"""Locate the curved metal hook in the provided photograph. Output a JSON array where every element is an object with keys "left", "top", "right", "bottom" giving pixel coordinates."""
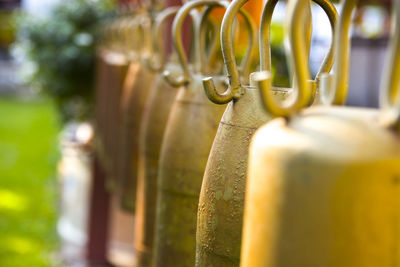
[
  {"left": 259, "top": 0, "right": 336, "bottom": 78},
  {"left": 143, "top": 7, "right": 180, "bottom": 72},
  {"left": 163, "top": 0, "right": 250, "bottom": 88},
  {"left": 380, "top": 0, "right": 400, "bottom": 127},
  {"left": 202, "top": 0, "right": 258, "bottom": 105},
  {"left": 255, "top": 0, "right": 337, "bottom": 117},
  {"left": 254, "top": 0, "right": 315, "bottom": 117},
  {"left": 162, "top": 1, "right": 215, "bottom": 87},
  {"left": 319, "top": 0, "right": 357, "bottom": 105}
]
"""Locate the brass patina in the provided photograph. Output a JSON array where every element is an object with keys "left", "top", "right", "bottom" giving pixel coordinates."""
[
  {"left": 242, "top": 0, "right": 400, "bottom": 266},
  {"left": 95, "top": 15, "right": 130, "bottom": 190},
  {"left": 133, "top": 7, "right": 181, "bottom": 266},
  {"left": 152, "top": 1, "right": 234, "bottom": 266},
  {"left": 117, "top": 11, "right": 157, "bottom": 211},
  {"left": 196, "top": 0, "right": 336, "bottom": 265}
]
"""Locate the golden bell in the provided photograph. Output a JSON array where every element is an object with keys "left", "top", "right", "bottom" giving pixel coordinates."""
[
  {"left": 196, "top": 0, "right": 336, "bottom": 265},
  {"left": 153, "top": 2, "right": 230, "bottom": 266},
  {"left": 241, "top": 0, "right": 400, "bottom": 266},
  {"left": 117, "top": 11, "right": 156, "bottom": 212},
  {"left": 133, "top": 7, "right": 181, "bottom": 266}
]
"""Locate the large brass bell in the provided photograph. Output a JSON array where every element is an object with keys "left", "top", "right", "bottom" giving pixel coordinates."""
[
  {"left": 133, "top": 7, "right": 181, "bottom": 266},
  {"left": 196, "top": 0, "right": 337, "bottom": 265},
  {"left": 94, "top": 12, "right": 135, "bottom": 265},
  {"left": 153, "top": 1, "right": 230, "bottom": 266},
  {"left": 117, "top": 10, "right": 156, "bottom": 211},
  {"left": 241, "top": 0, "right": 400, "bottom": 266},
  {"left": 196, "top": 1, "right": 262, "bottom": 266}
]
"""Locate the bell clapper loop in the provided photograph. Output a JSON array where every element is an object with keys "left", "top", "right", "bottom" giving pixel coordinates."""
[
  {"left": 143, "top": 7, "right": 180, "bottom": 73},
  {"left": 162, "top": 0, "right": 221, "bottom": 87},
  {"left": 254, "top": 0, "right": 337, "bottom": 118},
  {"left": 254, "top": 0, "right": 313, "bottom": 117},
  {"left": 202, "top": 0, "right": 257, "bottom": 105}
]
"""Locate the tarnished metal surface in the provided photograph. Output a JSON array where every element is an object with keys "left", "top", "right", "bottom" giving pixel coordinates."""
[
  {"left": 95, "top": 11, "right": 143, "bottom": 193},
  {"left": 134, "top": 63, "right": 180, "bottom": 266},
  {"left": 196, "top": 87, "right": 287, "bottom": 266},
  {"left": 96, "top": 54, "right": 128, "bottom": 189},
  {"left": 194, "top": 1, "right": 261, "bottom": 263},
  {"left": 241, "top": 0, "right": 400, "bottom": 265},
  {"left": 118, "top": 62, "right": 155, "bottom": 212},
  {"left": 131, "top": 7, "right": 182, "bottom": 266},
  {"left": 242, "top": 106, "right": 400, "bottom": 267},
  {"left": 195, "top": 0, "right": 292, "bottom": 264},
  {"left": 154, "top": 75, "right": 226, "bottom": 267},
  {"left": 152, "top": 1, "right": 229, "bottom": 266}
]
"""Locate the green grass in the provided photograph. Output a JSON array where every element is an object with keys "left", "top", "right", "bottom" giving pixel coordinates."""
[{"left": 0, "top": 97, "right": 60, "bottom": 267}]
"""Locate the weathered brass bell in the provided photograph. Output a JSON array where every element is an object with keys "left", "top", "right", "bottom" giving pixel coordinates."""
[
  {"left": 133, "top": 7, "right": 181, "bottom": 266},
  {"left": 196, "top": 0, "right": 336, "bottom": 265},
  {"left": 117, "top": 11, "right": 157, "bottom": 211},
  {"left": 241, "top": 0, "right": 400, "bottom": 266},
  {"left": 196, "top": 2, "right": 261, "bottom": 266},
  {"left": 152, "top": 1, "right": 231, "bottom": 266},
  {"left": 95, "top": 16, "right": 130, "bottom": 187}
]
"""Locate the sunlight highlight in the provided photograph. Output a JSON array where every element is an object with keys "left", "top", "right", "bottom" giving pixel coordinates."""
[{"left": 0, "top": 189, "right": 28, "bottom": 212}]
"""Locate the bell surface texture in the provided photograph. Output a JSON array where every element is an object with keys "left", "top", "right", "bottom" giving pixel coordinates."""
[
  {"left": 101, "top": 55, "right": 129, "bottom": 190},
  {"left": 197, "top": 85, "right": 288, "bottom": 266},
  {"left": 241, "top": 0, "right": 400, "bottom": 266},
  {"left": 243, "top": 106, "right": 400, "bottom": 267},
  {"left": 154, "top": 74, "right": 226, "bottom": 267},
  {"left": 132, "top": 6, "right": 182, "bottom": 266},
  {"left": 153, "top": 1, "right": 229, "bottom": 266},
  {"left": 118, "top": 60, "right": 155, "bottom": 212},
  {"left": 196, "top": 0, "right": 267, "bottom": 263},
  {"left": 196, "top": 0, "right": 337, "bottom": 264},
  {"left": 134, "top": 62, "right": 180, "bottom": 266}
]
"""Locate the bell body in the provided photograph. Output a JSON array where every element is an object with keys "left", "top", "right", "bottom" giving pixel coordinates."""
[
  {"left": 242, "top": 106, "right": 400, "bottom": 267},
  {"left": 153, "top": 75, "right": 226, "bottom": 267},
  {"left": 96, "top": 53, "right": 128, "bottom": 187},
  {"left": 134, "top": 63, "right": 180, "bottom": 267},
  {"left": 196, "top": 86, "right": 287, "bottom": 266},
  {"left": 118, "top": 62, "right": 155, "bottom": 211}
]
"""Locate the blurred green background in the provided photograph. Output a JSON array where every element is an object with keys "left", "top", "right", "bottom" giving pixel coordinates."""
[{"left": 0, "top": 97, "right": 60, "bottom": 266}]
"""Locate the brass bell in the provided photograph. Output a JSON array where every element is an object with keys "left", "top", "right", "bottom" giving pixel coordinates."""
[
  {"left": 153, "top": 1, "right": 230, "bottom": 266},
  {"left": 241, "top": 0, "right": 400, "bottom": 266},
  {"left": 133, "top": 6, "right": 181, "bottom": 266},
  {"left": 196, "top": 0, "right": 336, "bottom": 265},
  {"left": 117, "top": 10, "right": 157, "bottom": 211},
  {"left": 95, "top": 14, "right": 130, "bottom": 189}
]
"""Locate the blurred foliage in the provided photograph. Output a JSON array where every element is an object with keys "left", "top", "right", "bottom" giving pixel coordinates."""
[
  {"left": 13, "top": 0, "right": 116, "bottom": 122},
  {"left": 234, "top": 21, "right": 289, "bottom": 87},
  {"left": 0, "top": 97, "right": 60, "bottom": 267},
  {"left": 270, "top": 23, "right": 290, "bottom": 88}
]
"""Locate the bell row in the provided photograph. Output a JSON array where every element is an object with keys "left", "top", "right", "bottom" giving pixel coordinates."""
[{"left": 94, "top": 0, "right": 400, "bottom": 266}]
